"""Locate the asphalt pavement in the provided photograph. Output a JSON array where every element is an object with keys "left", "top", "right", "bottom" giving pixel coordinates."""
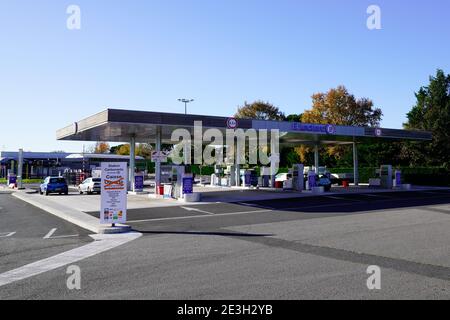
[
  {"left": 0, "top": 192, "right": 92, "bottom": 274},
  {"left": 1, "top": 189, "right": 449, "bottom": 299}
]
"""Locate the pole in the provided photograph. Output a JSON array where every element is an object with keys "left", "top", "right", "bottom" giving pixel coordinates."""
[
  {"left": 155, "top": 126, "right": 162, "bottom": 195},
  {"left": 17, "top": 149, "right": 23, "bottom": 189},
  {"left": 314, "top": 144, "right": 319, "bottom": 174},
  {"left": 353, "top": 142, "right": 359, "bottom": 186},
  {"left": 129, "top": 136, "right": 136, "bottom": 192}
]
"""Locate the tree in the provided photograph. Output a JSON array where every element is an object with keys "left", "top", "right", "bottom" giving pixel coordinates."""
[
  {"left": 116, "top": 144, "right": 130, "bottom": 156},
  {"left": 93, "top": 142, "right": 110, "bottom": 154},
  {"left": 235, "top": 100, "right": 285, "bottom": 120},
  {"left": 113, "top": 143, "right": 154, "bottom": 158},
  {"left": 299, "top": 86, "right": 383, "bottom": 162},
  {"left": 286, "top": 114, "right": 302, "bottom": 122},
  {"left": 403, "top": 69, "right": 450, "bottom": 168},
  {"left": 136, "top": 143, "right": 153, "bottom": 159},
  {"left": 302, "top": 86, "right": 382, "bottom": 126}
]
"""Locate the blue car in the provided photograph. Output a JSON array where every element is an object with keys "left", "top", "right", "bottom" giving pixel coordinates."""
[{"left": 40, "top": 177, "right": 69, "bottom": 196}]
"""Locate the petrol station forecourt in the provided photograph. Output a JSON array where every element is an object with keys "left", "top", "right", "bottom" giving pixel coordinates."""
[
  {"left": 3, "top": 108, "right": 450, "bottom": 300},
  {"left": 56, "top": 108, "right": 432, "bottom": 198}
]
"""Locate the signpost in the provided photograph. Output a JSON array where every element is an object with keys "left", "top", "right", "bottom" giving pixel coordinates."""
[
  {"left": 151, "top": 151, "right": 169, "bottom": 163},
  {"left": 100, "top": 162, "right": 127, "bottom": 226}
]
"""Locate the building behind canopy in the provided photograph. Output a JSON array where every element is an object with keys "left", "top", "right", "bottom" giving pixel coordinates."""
[
  {"left": 0, "top": 151, "right": 144, "bottom": 179},
  {"left": 56, "top": 108, "right": 432, "bottom": 191}
]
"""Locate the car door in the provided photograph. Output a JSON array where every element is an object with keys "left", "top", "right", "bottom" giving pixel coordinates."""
[
  {"left": 41, "top": 178, "right": 49, "bottom": 192},
  {"left": 81, "top": 179, "right": 89, "bottom": 192}
]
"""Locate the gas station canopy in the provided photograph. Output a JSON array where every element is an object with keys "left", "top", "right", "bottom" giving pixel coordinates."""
[{"left": 56, "top": 109, "right": 432, "bottom": 145}]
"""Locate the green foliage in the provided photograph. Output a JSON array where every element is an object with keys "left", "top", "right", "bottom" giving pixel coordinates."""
[
  {"left": 0, "top": 179, "right": 43, "bottom": 184},
  {"left": 235, "top": 100, "right": 285, "bottom": 120},
  {"left": 404, "top": 69, "right": 450, "bottom": 168}
]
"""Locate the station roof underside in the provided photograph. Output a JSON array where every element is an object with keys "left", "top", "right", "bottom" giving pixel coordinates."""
[{"left": 56, "top": 109, "right": 432, "bottom": 146}]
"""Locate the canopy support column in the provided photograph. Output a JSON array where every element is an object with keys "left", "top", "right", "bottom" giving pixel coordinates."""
[
  {"left": 155, "top": 126, "right": 162, "bottom": 194},
  {"left": 353, "top": 142, "right": 359, "bottom": 186},
  {"left": 129, "top": 136, "right": 136, "bottom": 192},
  {"left": 314, "top": 144, "right": 319, "bottom": 174}
]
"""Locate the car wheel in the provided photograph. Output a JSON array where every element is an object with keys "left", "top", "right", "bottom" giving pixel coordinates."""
[
  {"left": 39, "top": 189, "right": 43, "bottom": 195},
  {"left": 79, "top": 188, "right": 83, "bottom": 195},
  {"left": 45, "top": 190, "right": 49, "bottom": 196}
]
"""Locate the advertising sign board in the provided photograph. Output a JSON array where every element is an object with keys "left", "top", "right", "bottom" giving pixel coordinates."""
[{"left": 100, "top": 162, "right": 127, "bottom": 224}]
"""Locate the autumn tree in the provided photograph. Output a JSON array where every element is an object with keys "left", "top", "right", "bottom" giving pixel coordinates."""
[
  {"left": 235, "top": 100, "right": 285, "bottom": 120},
  {"left": 302, "top": 86, "right": 382, "bottom": 126},
  {"left": 89, "top": 142, "right": 110, "bottom": 154},
  {"left": 113, "top": 143, "right": 153, "bottom": 159},
  {"left": 298, "top": 86, "right": 383, "bottom": 162}
]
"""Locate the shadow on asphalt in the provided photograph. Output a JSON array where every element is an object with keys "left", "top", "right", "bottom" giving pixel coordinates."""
[
  {"left": 239, "top": 190, "right": 450, "bottom": 214},
  {"left": 136, "top": 230, "right": 274, "bottom": 237}
]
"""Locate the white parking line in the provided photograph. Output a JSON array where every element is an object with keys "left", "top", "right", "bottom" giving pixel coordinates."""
[
  {"left": 0, "top": 232, "right": 16, "bottom": 238},
  {"left": 0, "top": 232, "right": 142, "bottom": 288},
  {"left": 325, "top": 196, "right": 347, "bottom": 200},
  {"left": 363, "top": 193, "right": 385, "bottom": 197},
  {"left": 48, "top": 234, "right": 79, "bottom": 239},
  {"left": 128, "top": 209, "right": 273, "bottom": 223},
  {"left": 237, "top": 202, "right": 273, "bottom": 209},
  {"left": 181, "top": 206, "right": 214, "bottom": 215},
  {"left": 43, "top": 228, "right": 57, "bottom": 239}
]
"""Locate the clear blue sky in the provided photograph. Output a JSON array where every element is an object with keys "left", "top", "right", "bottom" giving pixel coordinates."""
[{"left": 1, "top": 0, "right": 449, "bottom": 152}]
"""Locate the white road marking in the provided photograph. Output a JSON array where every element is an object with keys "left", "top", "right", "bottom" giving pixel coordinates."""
[
  {"left": 237, "top": 202, "right": 273, "bottom": 209},
  {"left": 363, "top": 193, "right": 388, "bottom": 198},
  {"left": 128, "top": 209, "right": 273, "bottom": 223},
  {"left": 0, "top": 232, "right": 16, "bottom": 238},
  {"left": 181, "top": 206, "right": 214, "bottom": 215},
  {"left": 129, "top": 193, "right": 450, "bottom": 224},
  {"left": 43, "top": 228, "right": 57, "bottom": 239},
  {"left": 325, "top": 196, "right": 347, "bottom": 200},
  {"left": 48, "top": 234, "right": 79, "bottom": 239},
  {"left": 0, "top": 232, "right": 142, "bottom": 288}
]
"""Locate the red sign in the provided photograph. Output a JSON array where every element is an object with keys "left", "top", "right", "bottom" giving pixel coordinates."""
[{"left": 227, "top": 118, "right": 238, "bottom": 129}]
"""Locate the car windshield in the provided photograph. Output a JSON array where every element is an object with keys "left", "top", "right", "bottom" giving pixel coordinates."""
[
  {"left": 92, "top": 178, "right": 101, "bottom": 183},
  {"left": 50, "top": 178, "right": 66, "bottom": 184}
]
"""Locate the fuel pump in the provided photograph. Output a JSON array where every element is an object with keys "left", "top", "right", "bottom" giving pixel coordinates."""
[{"left": 292, "top": 164, "right": 304, "bottom": 191}]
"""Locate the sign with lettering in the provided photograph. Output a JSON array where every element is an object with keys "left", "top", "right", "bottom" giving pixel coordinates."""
[
  {"left": 100, "top": 162, "right": 127, "bottom": 224},
  {"left": 291, "top": 123, "right": 336, "bottom": 135}
]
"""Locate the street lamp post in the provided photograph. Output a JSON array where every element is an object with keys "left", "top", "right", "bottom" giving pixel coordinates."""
[{"left": 178, "top": 98, "right": 194, "bottom": 115}]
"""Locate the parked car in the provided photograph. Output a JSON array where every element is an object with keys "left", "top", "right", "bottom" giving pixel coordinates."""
[
  {"left": 40, "top": 177, "right": 69, "bottom": 196},
  {"left": 78, "top": 178, "right": 101, "bottom": 194},
  {"left": 317, "top": 175, "right": 332, "bottom": 192},
  {"left": 303, "top": 174, "right": 332, "bottom": 191},
  {"left": 275, "top": 173, "right": 292, "bottom": 182}
]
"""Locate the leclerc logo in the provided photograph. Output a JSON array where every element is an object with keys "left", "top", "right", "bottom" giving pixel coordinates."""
[
  {"left": 326, "top": 124, "right": 336, "bottom": 134},
  {"left": 375, "top": 128, "right": 383, "bottom": 137},
  {"left": 227, "top": 118, "right": 238, "bottom": 129}
]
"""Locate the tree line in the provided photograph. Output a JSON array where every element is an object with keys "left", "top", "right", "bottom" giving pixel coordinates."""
[{"left": 90, "top": 69, "right": 449, "bottom": 170}]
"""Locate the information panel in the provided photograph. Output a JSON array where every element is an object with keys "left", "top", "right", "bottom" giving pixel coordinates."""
[{"left": 100, "top": 162, "right": 127, "bottom": 224}]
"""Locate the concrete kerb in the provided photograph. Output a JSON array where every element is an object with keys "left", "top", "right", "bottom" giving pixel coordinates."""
[{"left": 12, "top": 191, "right": 131, "bottom": 234}]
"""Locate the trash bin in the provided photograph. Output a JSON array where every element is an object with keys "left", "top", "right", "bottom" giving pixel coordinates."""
[
  {"left": 342, "top": 180, "right": 349, "bottom": 188},
  {"left": 157, "top": 185, "right": 164, "bottom": 195},
  {"left": 275, "top": 181, "right": 283, "bottom": 189}
]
